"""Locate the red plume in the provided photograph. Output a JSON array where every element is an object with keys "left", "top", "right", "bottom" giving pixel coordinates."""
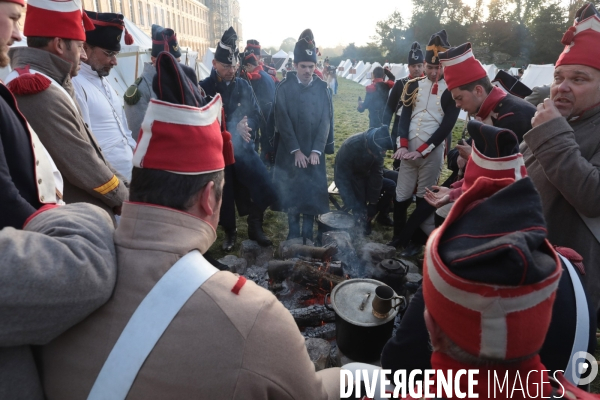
[{"left": 124, "top": 28, "right": 134, "bottom": 45}]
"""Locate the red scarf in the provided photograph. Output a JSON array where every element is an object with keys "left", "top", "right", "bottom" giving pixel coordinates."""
[
  {"left": 246, "top": 65, "right": 263, "bottom": 81},
  {"left": 476, "top": 86, "right": 507, "bottom": 120}
]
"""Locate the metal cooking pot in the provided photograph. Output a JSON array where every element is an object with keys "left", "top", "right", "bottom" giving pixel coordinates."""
[
  {"left": 317, "top": 211, "right": 355, "bottom": 243},
  {"left": 371, "top": 258, "right": 410, "bottom": 297},
  {"left": 324, "top": 278, "right": 402, "bottom": 362}
]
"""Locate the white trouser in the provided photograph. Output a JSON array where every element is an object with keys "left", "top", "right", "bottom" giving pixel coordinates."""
[{"left": 396, "top": 142, "right": 445, "bottom": 201}]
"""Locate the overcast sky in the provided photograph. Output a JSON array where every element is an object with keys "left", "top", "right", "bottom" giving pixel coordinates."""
[{"left": 238, "top": 2, "right": 412, "bottom": 49}]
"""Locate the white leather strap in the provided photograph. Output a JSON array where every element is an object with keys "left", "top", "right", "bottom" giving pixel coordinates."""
[
  {"left": 87, "top": 250, "right": 218, "bottom": 400},
  {"left": 4, "top": 69, "right": 78, "bottom": 110},
  {"left": 559, "top": 254, "right": 590, "bottom": 385}
]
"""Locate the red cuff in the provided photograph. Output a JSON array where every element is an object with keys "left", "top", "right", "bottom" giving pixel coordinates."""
[
  {"left": 400, "top": 138, "right": 409, "bottom": 148},
  {"left": 386, "top": 80, "right": 394, "bottom": 88},
  {"left": 23, "top": 204, "right": 59, "bottom": 229},
  {"left": 416, "top": 143, "right": 429, "bottom": 154}
]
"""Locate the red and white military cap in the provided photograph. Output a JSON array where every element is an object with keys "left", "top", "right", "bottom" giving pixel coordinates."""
[
  {"left": 558, "top": 3, "right": 600, "bottom": 71},
  {"left": 133, "top": 51, "right": 231, "bottom": 174},
  {"left": 24, "top": 0, "right": 95, "bottom": 42},
  {"left": 423, "top": 176, "right": 562, "bottom": 360},
  {"left": 439, "top": 43, "right": 487, "bottom": 91}
]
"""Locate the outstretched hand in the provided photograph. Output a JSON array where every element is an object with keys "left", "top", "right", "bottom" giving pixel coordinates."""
[
  {"left": 424, "top": 186, "right": 451, "bottom": 208},
  {"left": 236, "top": 116, "right": 252, "bottom": 143}
]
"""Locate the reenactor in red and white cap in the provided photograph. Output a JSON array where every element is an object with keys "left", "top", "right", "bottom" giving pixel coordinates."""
[
  {"left": 523, "top": 2, "right": 600, "bottom": 318},
  {"left": 6, "top": 0, "right": 128, "bottom": 223}
]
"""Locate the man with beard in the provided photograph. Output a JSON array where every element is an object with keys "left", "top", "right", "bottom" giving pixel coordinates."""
[
  {"left": 6, "top": 0, "right": 128, "bottom": 223},
  {"left": 123, "top": 24, "right": 181, "bottom": 141},
  {"left": 522, "top": 2, "right": 600, "bottom": 320},
  {"left": 0, "top": 0, "right": 64, "bottom": 228},
  {"left": 200, "top": 27, "right": 276, "bottom": 250},
  {"left": 73, "top": 11, "right": 137, "bottom": 181},
  {"left": 273, "top": 29, "right": 332, "bottom": 241}
]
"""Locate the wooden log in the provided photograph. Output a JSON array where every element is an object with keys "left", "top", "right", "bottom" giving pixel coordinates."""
[
  {"left": 267, "top": 260, "right": 296, "bottom": 282},
  {"left": 302, "top": 323, "right": 337, "bottom": 340},
  {"left": 289, "top": 261, "right": 345, "bottom": 293},
  {"left": 290, "top": 305, "right": 336, "bottom": 327}
]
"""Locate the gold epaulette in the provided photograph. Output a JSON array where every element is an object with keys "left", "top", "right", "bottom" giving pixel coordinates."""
[{"left": 401, "top": 76, "right": 425, "bottom": 108}]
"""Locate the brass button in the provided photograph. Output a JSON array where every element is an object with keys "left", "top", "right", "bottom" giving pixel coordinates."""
[
  {"left": 38, "top": 178, "right": 42, "bottom": 184},
  {"left": 417, "top": 128, "right": 420, "bottom": 131},
  {"left": 499, "top": 103, "right": 503, "bottom": 107},
  {"left": 40, "top": 195, "right": 45, "bottom": 201},
  {"left": 436, "top": 102, "right": 439, "bottom": 105},
  {"left": 36, "top": 160, "right": 39, "bottom": 166}
]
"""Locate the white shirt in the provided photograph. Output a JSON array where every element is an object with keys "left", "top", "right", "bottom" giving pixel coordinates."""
[{"left": 73, "top": 63, "right": 136, "bottom": 181}]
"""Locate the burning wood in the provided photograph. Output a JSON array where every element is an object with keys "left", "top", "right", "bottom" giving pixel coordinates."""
[
  {"left": 290, "top": 305, "right": 336, "bottom": 327},
  {"left": 268, "top": 260, "right": 346, "bottom": 293}
]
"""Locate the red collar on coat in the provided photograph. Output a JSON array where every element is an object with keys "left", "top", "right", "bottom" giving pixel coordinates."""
[
  {"left": 476, "top": 86, "right": 507, "bottom": 120},
  {"left": 246, "top": 65, "right": 263, "bottom": 81}
]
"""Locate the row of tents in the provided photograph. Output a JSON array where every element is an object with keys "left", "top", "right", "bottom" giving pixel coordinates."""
[{"left": 333, "top": 58, "right": 555, "bottom": 92}]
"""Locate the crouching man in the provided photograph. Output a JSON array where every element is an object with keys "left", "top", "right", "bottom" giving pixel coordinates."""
[
  {"left": 39, "top": 52, "right": 341, "bottom": 400},
  {"left": 334, "top": 126, "right": 396, "bottom": 233}
]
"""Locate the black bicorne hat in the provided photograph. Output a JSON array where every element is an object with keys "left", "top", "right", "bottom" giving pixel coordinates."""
[
  {"left": 425, "top": 30, "right": 450, "bottom": 65},
  {"left": 492, "top": 70, "right": 533, "bottom": 99}
]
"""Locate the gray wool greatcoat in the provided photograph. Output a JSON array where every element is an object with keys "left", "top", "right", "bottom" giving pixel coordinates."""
[
  {"left": 273, "top": 72, "right": 332, "bottom": 215},
  {"left": 521, "top": 104, "right": 600, "bottom": 315}
]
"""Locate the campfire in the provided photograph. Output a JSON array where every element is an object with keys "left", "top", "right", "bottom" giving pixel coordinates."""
[{"left": 220, "top": 230, "right": 423, "bottom": 366}]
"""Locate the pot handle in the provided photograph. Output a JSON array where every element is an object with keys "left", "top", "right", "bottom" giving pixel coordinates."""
[
  {"left": 324, "top": 293, "right": 333, "bottom": 311},
  {"left": 393, "top": 258, "right": 410, "bottom": 277}
]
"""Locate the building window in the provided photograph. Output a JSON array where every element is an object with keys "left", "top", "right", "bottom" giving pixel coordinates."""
[
  {"left": 118, "top": 0, "right": 123, "bottom": 13},
  {"left": 154, "top": 6, "right": 158, "bottom": 24},
  {"left": 129, "top": 0, "right": 135, "bottom": 22},
  {"left": 146, "top": 3, "right": 151, "bottom": 25},
  {"left": 94, "top": 0, "right": 100, "bottom": 11},
  {"left": 108, "top": 0, "right": 113, "bottom": 12},
  {"left": 138, "top": 1, "right": 144, "bottom": 25},
  {"left": 162, "top": 9, "right": 165, "bottom": 26}
]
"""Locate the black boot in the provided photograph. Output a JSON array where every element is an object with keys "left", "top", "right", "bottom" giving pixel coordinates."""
[
  {"left": 376, "top": 213, "right": 394, "bottom": 226},
  {"left": 287, "top": 213, "right": 301, "bottom": 240},
  {"left": 222, "top": 227, "right": 237, "bottom": 252},
  {"left": 387, "top": 199, "right": 411, "bottom": 247},
  {"left": 247, "top": 203, "right": 272, "bottom": 247},
  {"left": 302, "top": 214, "right": 315, "bottom": 242}
]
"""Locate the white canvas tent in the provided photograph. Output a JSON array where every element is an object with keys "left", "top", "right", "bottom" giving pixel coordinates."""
[
  {"left": 388, "top": 63, "right": 408, "bottom": 80},
  {"left": 360, "top": 62, "right": 382, "bottom": 86},
  {"left": 345, "top": 61, "right": 365, "bottom": 80},
  {"left": 353, "top": 62, "right": 371, "bottom": 82},
  {"left": 202, "top": 48, "right": 215, "bottom": 71},
  {"left": 337, "top": 59, "right": 351, "bottom": 76},
  {"left": 521, "top": 64, "right": 554, "bottom": 89},
  {"left": 482, "top": 64, "right": 498, "bottom": 81},
  {"left": 272, "top": 49, "right": 289, "bottom": 70}
]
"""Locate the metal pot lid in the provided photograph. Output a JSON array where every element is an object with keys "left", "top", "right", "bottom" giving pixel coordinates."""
[
  {"left": 318, "top": 211, "right": 355, "bottom": 230},
  {"left": 330, "top": 278, "right": 398, "bottom": 327},
  {"left": 378, "top": 259, "right": 409, "bottom": 275}
]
